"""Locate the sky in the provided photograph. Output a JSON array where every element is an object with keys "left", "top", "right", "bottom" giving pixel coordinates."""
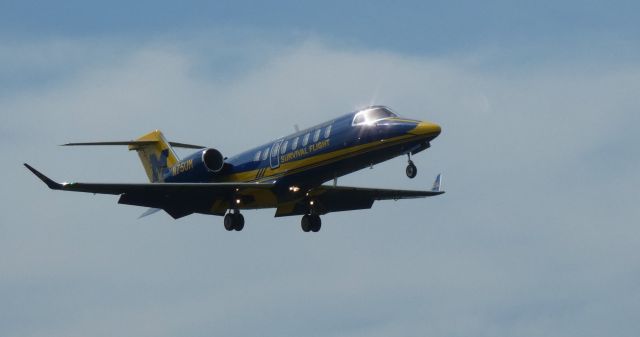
[{"left": 1, "top": 1, "right": 640, "bottom": 336}]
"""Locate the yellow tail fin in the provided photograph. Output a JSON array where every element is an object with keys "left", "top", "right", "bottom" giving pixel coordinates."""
[{"left": 129, "top": 130, "right": 180, "bottom": 182}]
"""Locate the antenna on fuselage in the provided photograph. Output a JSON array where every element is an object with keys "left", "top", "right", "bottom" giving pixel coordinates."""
[{"left": 294, "top": 124, "right": 300, "bottom": 132}]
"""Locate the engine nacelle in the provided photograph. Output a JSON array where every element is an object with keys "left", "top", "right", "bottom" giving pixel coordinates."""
[{"left": 167, "top": 148, "right": 225, "bottom": 182}]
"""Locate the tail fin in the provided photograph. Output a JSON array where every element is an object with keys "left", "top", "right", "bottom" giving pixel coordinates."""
[
  {"left": 129, "top": 130, "right": 180, "bottom": 182},
  {"left": 62, "top": 130, "right": 205, "bottom": 182}
]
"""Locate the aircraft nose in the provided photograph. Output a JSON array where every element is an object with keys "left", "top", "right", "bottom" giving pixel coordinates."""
[{"left": 410, "top": 121, "right": 441, "bottom": 137}]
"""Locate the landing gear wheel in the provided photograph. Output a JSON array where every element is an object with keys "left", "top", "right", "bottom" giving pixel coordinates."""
[
  {"left": 233, "top": 213, "right": 245, "bottom": 231},
  {"left": 406, "top": 161, "right": 417, "bottom": 179},
  {"left": 224, "top": 213, "right": 234, "bottom": 231},
  {"left": 310, "top": 214, "right": 322, "bottom": 232},
  {"left": 301, "top": 214, "right": 312, "bottom": 232},
  {"left": 224, "top": 212, "right": 245, "bottom": 231}
]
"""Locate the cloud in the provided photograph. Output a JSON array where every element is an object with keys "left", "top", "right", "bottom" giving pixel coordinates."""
[{"left": 1, "top": 36, "right": 639, "bottom": 337}]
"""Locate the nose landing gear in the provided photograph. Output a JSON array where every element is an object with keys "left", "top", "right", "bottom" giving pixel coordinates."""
[{"left": 406, "top": 154, "right": 417, "bottom": 179}]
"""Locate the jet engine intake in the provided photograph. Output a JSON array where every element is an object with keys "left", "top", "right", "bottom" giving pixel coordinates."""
[
  {"left": 201, "top": 148, "right": 224, "bottom": 172},
  {"left": 167, "top": 148, "right": 225, "bottom": 182}
]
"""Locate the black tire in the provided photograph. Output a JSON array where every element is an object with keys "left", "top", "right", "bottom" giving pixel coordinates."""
[
  {"left": 310, "top": 215, "right": 322, "bottom": 232},
  {"left": 234, "top": 213, "right": 245, "bottom": 231},
  {"left": 301, "top": 214, "right": 311, "bottom": 232},
  {"left": 224, "top": 213, "right": 234, "bottom": 231},
  {"left": 406, "top": 162, "right": 417, "bottom": 179}
]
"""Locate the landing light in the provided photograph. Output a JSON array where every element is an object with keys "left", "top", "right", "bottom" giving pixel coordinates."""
[
  {"left": 289, "top": 186, "right": 300, "bottom": 192},
  {"left": 235, "top": 198, "right": 241, "bottom": 205},
  {"left": 309, "top": 200, "right": 315, "bottom": 206}
]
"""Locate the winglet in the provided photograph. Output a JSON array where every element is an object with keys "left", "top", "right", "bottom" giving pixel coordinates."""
[
  {"left": 24, "top": 163, "right": 63, "bottom": 190},
  {"left": 431, "top": 173, "right": 443, "bottom": 192}
]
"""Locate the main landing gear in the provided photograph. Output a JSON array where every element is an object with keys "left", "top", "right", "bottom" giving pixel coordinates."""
[
  {"left": 224, "top": 211, "right": 244, "bottom": 231},
  {"left": 301, "top": 214, "right": 321, "bottom": 232},
  {"left": 406, "top": 154, "right": 417, "bottom": 179},
  {"left": 223, "top": 210, "right": 321, "bottom": 233}
]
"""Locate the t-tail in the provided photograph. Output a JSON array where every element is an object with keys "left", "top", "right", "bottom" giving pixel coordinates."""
[{"left": 63, "top": 130, "right": 205, "bottom": 182}]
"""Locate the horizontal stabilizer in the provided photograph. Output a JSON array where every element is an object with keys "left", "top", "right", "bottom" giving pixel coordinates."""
[
  {"left": 62, "top": 141, "right": 205, "bottom": 149},
  {"left": 167, "top": 142, "right": 207, "bottom": 149}
]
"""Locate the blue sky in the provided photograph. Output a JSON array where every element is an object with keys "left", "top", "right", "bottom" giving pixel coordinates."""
[
  {"left": 2, "top": 1, "right": 639, "bottom": 47},
  {"left": 3, "top": 1, "right": 640, "bottom": 59},
  {"left": 1, "top": 1, "right": 640, "bottom": 337}
]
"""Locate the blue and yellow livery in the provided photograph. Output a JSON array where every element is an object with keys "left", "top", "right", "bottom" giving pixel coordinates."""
[{"left": 25, "top": 106, "right": 444, "bottom": 232}]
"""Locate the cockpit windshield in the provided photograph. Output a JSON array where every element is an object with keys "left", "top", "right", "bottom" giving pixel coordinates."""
[{"left": 352, "top": 106, "right": 398, "bottom": 125}]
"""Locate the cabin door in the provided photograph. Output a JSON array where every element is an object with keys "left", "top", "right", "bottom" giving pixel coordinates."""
[{"left": 269, "top": 139, "right": 283, "bottom": 169}]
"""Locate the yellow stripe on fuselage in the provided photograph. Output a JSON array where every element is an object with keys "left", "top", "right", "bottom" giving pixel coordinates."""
[{"left": 221, "top": 131, "right": 427, "bottom": 184}]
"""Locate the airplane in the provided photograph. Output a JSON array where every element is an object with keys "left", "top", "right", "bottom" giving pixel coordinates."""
[{"left": 25, "top": 105, "right": 444, "bottom": 232}]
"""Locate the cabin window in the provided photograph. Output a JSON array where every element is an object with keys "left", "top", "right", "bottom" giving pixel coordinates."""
[
  {"left": 302, "top": 133, "right": 310, "bottom": 146},
  {"left": 313, "top": 129, "right": 321, "bottom": 142},
  {"left": 262, "top": 148, "right": 269, "bottom": 160},
  {"left": 292, "top": 137, "right": 299, "bottom": 150},
  {"left": 280, "top": 140, "right": 288, "bottom": 154},
  {"left": 324, "top": 124, "right": 332, "bottom": 139},
  {"left": 254, "top": 151, "right": 261, "bottom": 161}
]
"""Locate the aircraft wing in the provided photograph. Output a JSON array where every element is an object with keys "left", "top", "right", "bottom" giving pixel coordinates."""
[
  {"left": 275, "top": 174, "right": 444, "bottom": 217},
  {"left": 24, "top": 163, "right": 275, "bottom": 219},
  {"left": 26, "top": 163, "right": 443, "bottom": 219}
]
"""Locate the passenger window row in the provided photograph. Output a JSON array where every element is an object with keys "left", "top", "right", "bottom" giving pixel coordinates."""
[{"left": 254, "top": 124, "right": 332, "bottom": 161}]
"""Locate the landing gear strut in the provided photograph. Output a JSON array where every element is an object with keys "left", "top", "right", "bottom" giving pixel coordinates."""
[
  {"left": 406, "top": 154, "right": 417, "bottom": 179},
  {"left": 224, "top": 211, "right": 245, "bottom": 231},
  {"left": 301, "top": 214, "right": 321, "bottom": 232}
]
